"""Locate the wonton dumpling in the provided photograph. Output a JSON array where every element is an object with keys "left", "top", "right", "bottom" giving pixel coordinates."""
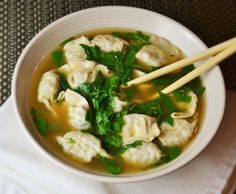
[
  {"left": 159, "top": 118, "right": 197, "bottom": 147},
  {"left": 57, "top": 131, "right": 110, "bottom": 162},
  {"left": 91, "top": 35, "right": 128, "bottom": 52},
  {"left": 121, "top": 114, "right": 160, "bottom": 145},
  {"left": 58, "top": 61, "right": 96, "bottom": 89},
  {"left": 113, "top": 96, "right": 128, "bottom": 112},
  {"left": 121, "top": 142, "right": 162, "bottom": 167},
  {"left": 87, "top": 64, "right": 113, "bottom": 82},
  {"left": 171, "top": 91, "right": 198, "bottom": 119},
  {"left": 37, "top": 70, "right": 60, "bottom": 112},
  {"left": 149, "top": 35, "right": 183, "bottom": 64},
  {"left": 135, "top": 44, "right": 166, "bottom": 67},
  {"left": 65, "top": 89, "right": 91, "bottom": 129},
  {"left": 64, "top": 36, "right": 92, "bottom": 65}
]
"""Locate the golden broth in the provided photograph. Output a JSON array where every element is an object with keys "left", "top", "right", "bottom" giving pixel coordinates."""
[{"left": 29, "top": 29, "right": 205, "bottom": 174}]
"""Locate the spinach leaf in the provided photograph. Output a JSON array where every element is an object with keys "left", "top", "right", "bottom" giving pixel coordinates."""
[
  {"left": 31, "top": 108, "right": 48, "bottom": 136},
  {"left": 80, "top": 44, "right": 121, "bottom": 71},
  {"left": 102, "top": 134, "right": 122, "bottom": 151},
  {"left": 113, "top": 141, "right": 142, "bottom": 155},
  {"left": 51, "top": 50, "right": 65, "bottom": 67},
  {"left": 80, "top": 44, "right": 144, "bottom": 84},
  {"left": 120, "top": 44, "right": 145, "bottom": 83},
  {"left": 129, "top": 93, "right": 176, "bottom": 126},
  {"left": 99, "top": 156, "right": 122, "bottom": 175},
  {"left": 159, "top": 92, "right": 177, "bottom": 113},
  {"left": 59, "top": 73, "right": 71, "bottom": 90},
  {"left": 162, "top": 146, "right": 181, "bottom": 163},
  {"left": 74, "top": 73, "right": 126, "bottom": 152},
  {"left": 112, "top": 31, "right": 150, "bottom": 43},
  {"left": 194, "top": 86, "right": 206, "bottom": 96},
  {"left": 173, "top": 88, "right": 192, "bottom": 103}
]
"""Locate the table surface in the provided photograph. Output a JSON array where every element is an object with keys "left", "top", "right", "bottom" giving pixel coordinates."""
[{"left": 0, "top": 0, "right": 236, "bottom": 105}]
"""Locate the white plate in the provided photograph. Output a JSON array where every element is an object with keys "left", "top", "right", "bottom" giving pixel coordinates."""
[{"left": 12, "top": 6, "right": 225, "bottom": 182}]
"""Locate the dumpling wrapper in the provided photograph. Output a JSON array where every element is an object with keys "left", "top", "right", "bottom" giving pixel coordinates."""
[
  {"left": 113, "top": 96, "right": 128, "bottom": 113},
  {"left": 58, "top": 61, "right": 96, "bottom": 89},
  {"left": 159, "top": 118, "right": 197, "bottom": 147},
  {"left": 121, "top": 114, "right": 160, "bottom": 145},
  {"left": 57, "top": 131, "right": 110, "bottom": 163},
  {"left": 135, "top": 44, "right": 166, "bottom": 67},
  {"left": 121, "top": 142, "right": 162, "bottom": 167},
  {"left": 87, "top": 64, "right": 113, "bottom": 83},
  {"left": 37, "top": 70, "right": 60, "bottom": 113},
  {"left": 149, "top": 35, "right": 183, "bottom": 64},
  {"left": 64, "top": 36, "right": 92, "bottom": 65},
  {"left": 91, "top": 35, "right": 128, "bottom": 52},
  {"left": 171, "top": 91, "right": 198, "bottom": 119},
  {"left": 65, "top": 89, "right": 91, "bottom": 130},
  {"left": 58, "top": 63, "right": 112, "bottom": 89}
]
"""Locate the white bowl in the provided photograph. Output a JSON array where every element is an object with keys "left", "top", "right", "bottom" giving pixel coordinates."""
[{"left": 12, "top": 6, "right": 225, "bottom": 182}]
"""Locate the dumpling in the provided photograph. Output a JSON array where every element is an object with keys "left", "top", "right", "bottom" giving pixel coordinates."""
[
  {"left": 59, "top": 63, "right": 112, "bottom": 89},
  {"left": 87, "top": 64, "right": 113, "bottom": 82},
  {"left": 65, "top": 89, "right": 91, "bottom": 129},
  {"left": 121, "top": 114, "right": 160, "bottom": 145},
  {"left": 57, "top": 131, "right": 110, "bottom": 162},
  {"left": 171, "top": 91, "right": 198, "bottom": 119},
  {"left": 135, "top": 44, "right": 166, "bottom": 67},
  {"left": 113, "top": 96, "right": 128, "bottom": 113},
  {"left": 91, "top": 35, "right": 128, "bottom": 52},
  {"left": 159, "top": 118, "right": 197, "bottom": 147},
  {"left": 64, "top": 36, "right": 92, "bottom": 65},
  {"left": 121, "top": 142, "right": 162, "bottom": 167},
  {"left": 37, "top": 70, "right": 60, "bottom": 112},
  {"left": 58, "top": 61, "right": 96, "bottom": 89},
  {"left": 149, "top": 35, "right": 183, "bottom": 64}
]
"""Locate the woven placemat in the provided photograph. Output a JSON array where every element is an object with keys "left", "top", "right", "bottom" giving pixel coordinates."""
[{"left": 0, "top": 0, "right": 235, "bottom": 105}]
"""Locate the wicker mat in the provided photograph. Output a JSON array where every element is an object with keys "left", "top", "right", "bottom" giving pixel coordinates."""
[{"left": 0, "top": 0, "right": 235, "bottom": 105}]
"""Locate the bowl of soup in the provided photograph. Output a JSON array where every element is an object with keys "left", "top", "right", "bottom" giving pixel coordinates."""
[{"left": 12, "top": 6, "right": 225, "bottom": 182}]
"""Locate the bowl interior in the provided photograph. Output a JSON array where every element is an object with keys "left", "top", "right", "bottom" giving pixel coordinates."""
[{"left": 12, "top": 6, "right": 225, "bottom": 182}]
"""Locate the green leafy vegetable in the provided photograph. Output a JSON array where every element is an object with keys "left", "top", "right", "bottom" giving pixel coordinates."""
[
  {"left": 112, "top": 31, "right": 150, "bottom": 43},
  {"left": 80, "top": 44, "right": 144, "bottom": 84},
  {"left": 31, "top": 108, "right": 48, "bottom": 136},
  {"left": 59, "top": 74, "right": 71, "bottom": 90},
  {"left": 99, "top": 156, "right": 122, "bottom": 175},
  {"left": 74, "top": 73, "right": 126, "bottom": 152},
  {"left": 161, "top": 146, "right": 182, "bottom": 163},
  {"left": 51, "top": 50, "right": 65, "bottom": 67},
  {"left": 102, "top": 134, "right": 122, "bottom": 151},
  {"left": 67, "top": 137, "right": 76, "bottom": 144},
  {"left": 113, "top": 141, "right": 142, "bottom": 155},
  {"left": 159, "top": 92, "right": 177, "bottom": 113},
  {"left": 195, "top": 86, "right": 206, "bottom": 96},
  {"left": 129, "top": 92, "right": 176, "bottom": 126},
  {"left": 173, "top": 89, "right": 192, "bottom": 103}
]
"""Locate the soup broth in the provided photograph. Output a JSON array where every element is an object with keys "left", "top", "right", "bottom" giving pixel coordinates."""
[{"left": 30, "top": 29, "right": 205, "bottom": 174}]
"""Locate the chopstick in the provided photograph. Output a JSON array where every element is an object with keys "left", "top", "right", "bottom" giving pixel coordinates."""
[
  {"left": 126, "top": 37, "right": 236, "bottom": 87},
  {"left": 162, "top": 43, "right": 236, "bottom": 94}
]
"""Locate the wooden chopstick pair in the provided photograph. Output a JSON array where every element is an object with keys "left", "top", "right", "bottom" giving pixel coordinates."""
[{"left": 126, "top": 37, "right": 236, "bottom": 94}]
